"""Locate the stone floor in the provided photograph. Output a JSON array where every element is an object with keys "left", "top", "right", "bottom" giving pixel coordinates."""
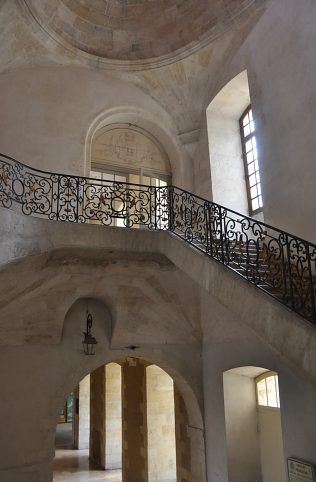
[{"left": 53, "top": 449, "right": 122, "bottom": 481}]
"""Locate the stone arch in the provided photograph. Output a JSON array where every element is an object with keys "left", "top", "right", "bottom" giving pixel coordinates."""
[
  {"left": 54, "top": 357, "right": 205, "bottom": 482},
  {"left": 51, "top": 296, "right": 206, "bottom": 481},
  {"left": 55, "top": 355, "right": 204, "bottom": 437},
  {"left": 84, "top": 106, "right": 188, "bottom": 188}
]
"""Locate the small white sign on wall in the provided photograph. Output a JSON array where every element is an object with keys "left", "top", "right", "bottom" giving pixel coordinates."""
[{"left": 288, "top": 458, "right": 315, "bottom": 482}]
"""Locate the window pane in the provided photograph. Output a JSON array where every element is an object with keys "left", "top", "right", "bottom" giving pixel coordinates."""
[
  {"left": 250, "top": 186, "right": 258, "bottom": 199},
  {"left": 129, "top": 174, "right": 140, "bottom": 185},
  {"left": 246, "top": 140, "right": 253, "bottom": 153},
  {"left": 249, "top": 109, "right": 253, "bottom": 121},
  {"left": 252, "top": 197, "right": 259, "bottom": 211},
  {"left": 266, "top": 376, "right": 278, "bottom": 408},
  {"left": 259, "top": 196, "right": 263, "bottom": 208},
  {"left": 103, "top": 172, "right": 114, "bottom": 182},
  {"left": 90, "top": 170, "right": 101, "bottom": 180},
  {"left": 116, "top": 217, "right": 125, "bottom": 228},
  {"left": 276, "top": 376, "right": 280, "bottom": 408},
  {"left": 244, "top": 124, "right": 251, "bottom": 137},
  {"left": 257, "top": 379, "right": 268, "bottom": 406},
  {"left": 247, "top": 152, "right": 254, "bottom": 164},
  {"left": 249, "top": 173, "right": 256, "bottom": 187},
  {"left": 243, "top": 114, "right": 249, "bottom": 127},
  {"left": 248, "top": 162, "right": 255, "bottom": 175},
  {"left": 115, "top": 175, "right": 126, "bottom": 183},
  {"left": 250, "top": 120, "right": 255, "bottom": 133}
]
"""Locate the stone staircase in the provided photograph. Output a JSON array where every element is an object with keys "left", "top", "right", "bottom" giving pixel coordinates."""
[{"left": 0, "top": 151, "right": 315, "bottom": 325}]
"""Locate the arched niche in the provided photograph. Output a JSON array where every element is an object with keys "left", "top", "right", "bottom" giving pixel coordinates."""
[
  {"left": 61, "top": 297, "right": 113, "bottom": 350},
  {"left": 206, "top": 70, "right": 251, "bottom": 215}
]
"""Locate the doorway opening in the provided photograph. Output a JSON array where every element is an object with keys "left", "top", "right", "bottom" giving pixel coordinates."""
[{"left": 53, "top": 358, "right": 177, "bottom": 482}]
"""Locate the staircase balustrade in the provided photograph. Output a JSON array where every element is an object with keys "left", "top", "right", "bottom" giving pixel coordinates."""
[{"left": 1, "top": 153, "right": 315, "bottom": 324}]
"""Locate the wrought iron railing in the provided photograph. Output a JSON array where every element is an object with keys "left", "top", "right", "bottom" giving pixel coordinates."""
[{"left": 1, "top": 152, "right": 316, "bottom": 324}]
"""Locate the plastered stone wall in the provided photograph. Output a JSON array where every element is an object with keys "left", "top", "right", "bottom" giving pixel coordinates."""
[
  {"left": 0, "top": 212, "right": 315, "bottom": 481},
  {"left": 147, "top": 365, "right": 176, "bottom": 482},
  {"left": 205, "top": 0, "right": 316, "bottom": 241},
  {"left": 223, "top": 372, "right": 261, "bottom": 482},
  {"left": 105, "top": 362, "right": 122, "bottom": 470},
  {"left": 1, "top": 3, "right": 316, "bottom": 479},
  {"left": 258, "top": 406, "right": 287, "bottom": 482},
  {"left": 174, "top": 385, "right": 205, "bottom": 482},
  {"left": 90, "top": 365, "right": 106, "bottom": 468},
  {"left": 0, "top": 241, "right": 205, "bottom": 482},
  {"left": 122, "top": 359, "right": 148, "bottom": 482},
  {"left": 0, "top": 66, "right": 188, "bottom": 187}
]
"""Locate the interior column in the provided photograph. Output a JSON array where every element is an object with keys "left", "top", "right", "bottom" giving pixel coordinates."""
[
  {"left": 90, "top": 366, "right": 106, "bottom": 468},
  {"left": 122, "top": 358, "right": 148, "bottom": 482}
]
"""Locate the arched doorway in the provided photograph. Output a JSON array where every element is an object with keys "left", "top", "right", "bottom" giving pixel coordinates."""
[{"left": 53, "top": 358, "right": 182, "bottom": 482}]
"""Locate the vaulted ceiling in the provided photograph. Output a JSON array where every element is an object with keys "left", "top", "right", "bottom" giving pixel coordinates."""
[{"left": 23, "top": 0, "right": 261, "bottom": 61}]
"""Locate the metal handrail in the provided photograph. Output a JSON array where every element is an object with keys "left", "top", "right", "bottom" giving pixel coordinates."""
[{"left": 1, "top": 152, "right": 315, "bottom": 324}]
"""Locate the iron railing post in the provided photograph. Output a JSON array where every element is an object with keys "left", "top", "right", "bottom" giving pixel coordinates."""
[
  {"left": 168, "top": 185, "right": 175, "bottom": 232},
  {"left": 56, "top": 174, "right": 60, "bottom": 221},
  {"left": 153, "top": 186, "right": 156, "bottom": 230},
  {"left": 218, "top": 205, "right": 225, "bottom": 264},
  {"left": 306, "top": 242, "right": 316, "bottom": 321},
  {"left": 204, "top": 200, "right": 210, "bottom": 255},
  {"left": 285, "top": 234, "right": 295, "bottom": 310}
]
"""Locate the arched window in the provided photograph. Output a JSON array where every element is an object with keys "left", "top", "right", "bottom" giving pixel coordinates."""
[
  {"left": 240, "top": 106, "right": 263, "bottom": 214},
  {"left": 256, "top": 371, "right": 280, "bottom": 408}
]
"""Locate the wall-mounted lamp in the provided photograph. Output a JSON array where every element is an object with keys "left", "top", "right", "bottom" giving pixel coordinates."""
[{"left": 82, "top": 313, "right": 98, "bottom": 355}]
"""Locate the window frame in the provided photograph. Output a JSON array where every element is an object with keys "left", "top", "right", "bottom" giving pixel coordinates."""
[
  {"left": 239, "top": 105, "right": 263, "bottom": 216},
  {"left": 90, "top": 162, "right": 171, "bottom": 186},
  {"left": 256, "top": 371, "right": 280, "bottom": 409}
]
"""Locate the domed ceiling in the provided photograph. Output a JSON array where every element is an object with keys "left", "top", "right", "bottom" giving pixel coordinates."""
[{"left": 23, "top": 0, "right": 258, "bottom": 62}]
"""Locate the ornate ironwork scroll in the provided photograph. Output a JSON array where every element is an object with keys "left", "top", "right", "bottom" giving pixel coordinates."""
[
  {"left": 169, "top": 186, "right": 316, "bottom": 324},
  {"left": 0, "top": 153, "right": 169, "bottom": 229},
  {"left": 1, "top": 153, "right": 315, "bottom": 324}
]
